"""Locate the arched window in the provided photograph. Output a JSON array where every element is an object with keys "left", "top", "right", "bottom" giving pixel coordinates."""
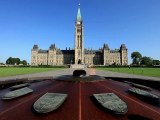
[{"left": 77, "top": 35, "right": 79, "bottom": 48}]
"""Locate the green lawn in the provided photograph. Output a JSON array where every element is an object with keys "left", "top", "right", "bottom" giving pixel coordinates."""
[
  {"left": 0, "top": 67, "right": 65, "bottom": 77},
  {"left": 97, "top": 67, "right": 160, "bottom": 77}
]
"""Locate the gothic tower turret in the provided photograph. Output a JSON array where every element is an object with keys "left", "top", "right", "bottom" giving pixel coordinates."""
[
  {"left": 120, "top": 44, "right": 128, "bottom": 65},
  {"left": 74, "top": 4, "right": 84, "bottom": 64}
]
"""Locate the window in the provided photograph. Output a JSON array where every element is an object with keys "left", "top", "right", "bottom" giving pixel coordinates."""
[{"left": 77, "top": 29, "right": 81, "bottom": 33}]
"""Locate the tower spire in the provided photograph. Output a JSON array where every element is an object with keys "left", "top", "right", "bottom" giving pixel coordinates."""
[{"left": 77, "top": 3, "right": 82, "bottom": 22}]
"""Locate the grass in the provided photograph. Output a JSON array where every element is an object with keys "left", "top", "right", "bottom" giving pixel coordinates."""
[
  {"left": 96, "top": 67, "right": 160, "bottom": 77},
  {"left": 0, "top": 67, "right": 65, "bottom": 77}
]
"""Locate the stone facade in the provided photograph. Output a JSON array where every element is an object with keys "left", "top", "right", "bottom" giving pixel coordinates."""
[{"left": 31, "top": 5, "right": 128, "bottom": 66}]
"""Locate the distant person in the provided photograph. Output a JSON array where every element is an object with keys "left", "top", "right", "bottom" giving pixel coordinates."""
[{"left": 129, "top": 65, "right": 131, "bottom": 69}]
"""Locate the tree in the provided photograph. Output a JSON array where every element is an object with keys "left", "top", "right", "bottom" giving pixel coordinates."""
[
  {"left": 21, "top": 60, "right": 27, "bottom": 65},
  {"left": 6, "top": 57, "right": 13, "bottom": 65},
  {"left": 140, "top": 56, "right": 153, "bottom": 66},
  {"left": 0, "top": 62, "right": 4, "bottom": 65},
  {"left": 131, "top": 52, "right": 142, "bottom": 65},
  {"left": 15, "top": 58, "right": 20, "bottom": 65},
  {"left": 6, "top": 57, "right": 21, "bottom": 65},
  {"left": 152, "top": 60, "right": 160, "bottom": 66}
]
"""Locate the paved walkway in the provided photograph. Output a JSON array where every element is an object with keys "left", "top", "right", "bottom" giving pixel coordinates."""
[{"left": 0, "top": 68, "right": 160, "bottom": 81}]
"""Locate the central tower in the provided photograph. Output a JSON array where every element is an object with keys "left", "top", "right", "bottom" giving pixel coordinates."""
[{"left": 74, "top": 4, "right": 84, "bottom": 64}]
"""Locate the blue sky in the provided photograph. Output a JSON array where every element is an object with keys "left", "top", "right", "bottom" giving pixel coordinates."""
[{"left": 0, "top": 0, "right": 160, "bottom": 64}]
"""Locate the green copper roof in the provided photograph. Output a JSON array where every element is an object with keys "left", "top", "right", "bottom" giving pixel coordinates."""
[{"left": 77, "top": 4, "right": 82, "bottom": 22}]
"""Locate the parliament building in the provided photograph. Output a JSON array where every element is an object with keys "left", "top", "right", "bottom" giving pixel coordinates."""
[{"left": 31, "top": 5, "right": 128, "bottom": 66}]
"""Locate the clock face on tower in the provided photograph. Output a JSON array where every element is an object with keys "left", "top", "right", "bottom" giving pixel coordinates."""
[{"left": 77, "top": 21, "right": 80, "bottom": 24}]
